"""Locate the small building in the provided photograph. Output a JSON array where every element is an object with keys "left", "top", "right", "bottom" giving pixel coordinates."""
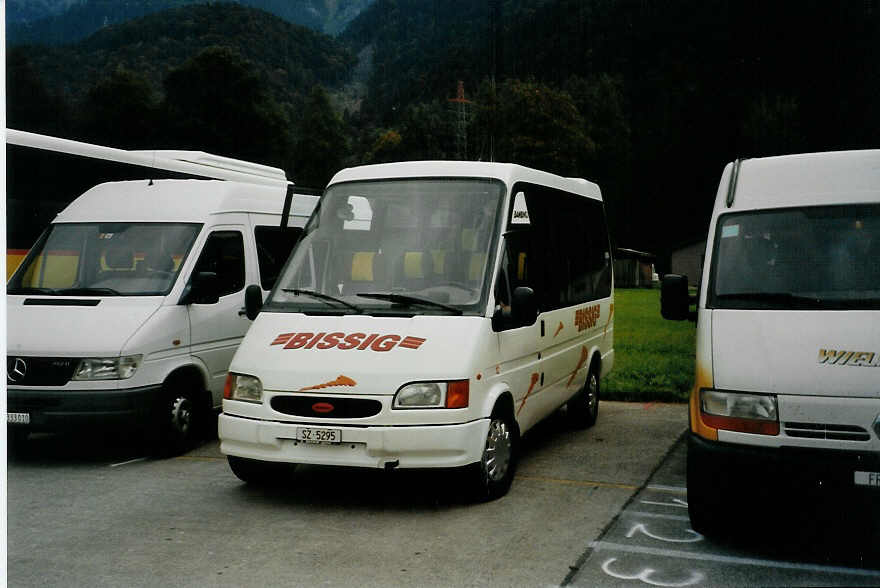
[
  {"left": 614, "top": 248, "right": 657, "bottom": 288},
  {"left": 670, "top": 240, "right": 706, "bottom": 286}
]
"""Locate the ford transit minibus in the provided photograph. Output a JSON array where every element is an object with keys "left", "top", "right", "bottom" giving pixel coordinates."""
[{"left": 220, "top": 161, "right": 615, "bottom": 500}]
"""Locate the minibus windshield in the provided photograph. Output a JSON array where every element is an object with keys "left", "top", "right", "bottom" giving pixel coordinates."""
[
  {"left": 709, "top": 204, "right": 880, "bottom": 310},
  {"left": 268, "top": 178, "right": 505, "bottom": 315},
  {"left": 8, "top": 222, "right": 201, "bottom": 296}
]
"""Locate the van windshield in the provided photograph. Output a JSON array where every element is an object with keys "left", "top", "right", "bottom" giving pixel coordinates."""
[
  {"left": 709, "top": 204, "right": 880, "bottom": 310},
  {"left": 267, "top": 178, "right": 505, "bottom": 315},
  {"left": 8, "top": 222, "right": 201, "bottom": 296}
]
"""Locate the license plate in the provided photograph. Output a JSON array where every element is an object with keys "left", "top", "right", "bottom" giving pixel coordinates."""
[
  {"left": 296, "top": 427, "right": 341, "bottom": 444},
  {"left": 854, "top": 471, "right": 880, "bottom": 487},
  {"left": 7, "top": 412, "right": 30, "bottom": 425}
]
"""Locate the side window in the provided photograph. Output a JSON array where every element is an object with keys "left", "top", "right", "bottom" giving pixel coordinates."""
[
  {"left": 255, "top": 226, "right": 302, "bottom": 290},
  {"left": 192, "top": 231, "right": 245, "bottom": 297}
]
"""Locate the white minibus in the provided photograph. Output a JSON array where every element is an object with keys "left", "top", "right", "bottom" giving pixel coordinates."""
[
  {"left": 7, "top": 150, "right": 318, "bottom": 454},
  {"left": 662, "top": 150, "right": 880, "bottom": 534},
  {"left": 220, "top": 161, "right": 614, "bottom": 499}
]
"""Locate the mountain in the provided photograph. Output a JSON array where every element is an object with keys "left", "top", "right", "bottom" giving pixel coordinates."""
[
  {"left": 6, "top": 0, "right": 374, "bottom": 44},
  {"left": 10, "top": 3, "right": 356, "bottom": 107}
]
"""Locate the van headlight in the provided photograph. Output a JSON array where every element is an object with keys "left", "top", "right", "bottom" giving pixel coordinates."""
[
  {"left": 700, "top": 389, "right": 779, "bottom": 435},
  {"left": 393, "top": 380, "right": 469, "bottom": 409},
  {"left": 72, "top": 355, "right": 142, "bottom": 380},
  {"left": 224, "top": 373, "right": 263, "bottom": 403}
]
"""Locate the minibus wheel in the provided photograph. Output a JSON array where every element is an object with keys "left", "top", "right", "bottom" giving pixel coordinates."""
[
  {"left": 227, "top": 456, "right": 295, "bottom": 485},
  {"left": 567, "top": 362, "right": 599, "bottom": 429},
  {"left": 467, "top": 406, "right": 518, "bottom": 501},
  {"left": 686, "top": 445, "right": 726, "bottom": 536}
]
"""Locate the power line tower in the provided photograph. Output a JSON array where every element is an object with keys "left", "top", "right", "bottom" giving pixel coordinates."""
[{"left": 448, "top": 80, "right": 472, "bottom": 160}]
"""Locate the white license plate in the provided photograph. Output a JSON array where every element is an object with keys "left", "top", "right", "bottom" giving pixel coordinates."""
[
  {"left": 7, "top": 412, "right": 30, "bottom": 425},
  {"left": 854, "top": 471, "right": 880, "bottom": 487},
  {"left": 296, "top": 427, "right": 341, "bottom": 444}
]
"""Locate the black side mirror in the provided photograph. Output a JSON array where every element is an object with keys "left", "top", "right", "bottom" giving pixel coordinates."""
[
  {"left": 661, "top": 274, "right": 695, "bottom": 321},
  {"left": 244, "top": 284, "right": 263, "bottom": 320},
  {"left": 512, "top": 286, "right": 538, "bottom": 326},
  {"left": 181, "top": 271, "right": 220, "bottom": 305}
]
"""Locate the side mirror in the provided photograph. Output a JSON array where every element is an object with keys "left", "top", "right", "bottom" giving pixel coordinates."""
[
  {"left": 661, "top": 274, "right": 695, "bottom": 321},
  {"left": 244, "top": 284, "right": 263, "bottom": 320},
  {"left": 181, "top": 271, "right": 220, "bottom": 305},
  {"left": 512, "top": 286, "right": 538, "bottom": 326}
]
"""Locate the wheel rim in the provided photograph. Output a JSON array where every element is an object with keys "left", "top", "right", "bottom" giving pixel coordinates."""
[
  {"left": 483, "top": 418, "right": 512, "bottom": 482},
  {"left": 587, "top": 372, "right": 598, "bottom": 416},
  {"left": 170, "top": 395, "right": 193, "bottom": 436}
]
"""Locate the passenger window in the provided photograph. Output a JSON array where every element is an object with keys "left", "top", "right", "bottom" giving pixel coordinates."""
[
  {"left": 192, "top": 231, "right": 245, "bottom": 297},
  {"left": 254, "top": 226, "right": 302, "bottom": 289}
]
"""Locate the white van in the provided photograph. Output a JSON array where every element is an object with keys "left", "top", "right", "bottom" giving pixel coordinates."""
[
  {"left": 7, "top": 157, "right": 318, "bottom": 454},
  {"left": 219, "top": 161, "right": 614, "bottom": 499},
  {"left": 662, "top": 150, "right": 880, "bottom": 533}
]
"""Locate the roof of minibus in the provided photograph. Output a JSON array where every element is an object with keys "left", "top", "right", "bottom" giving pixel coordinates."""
[
  {"left": 54, "top": 179, "right": 316, "bottom": 224},
  {"left": 720, "top": 149, "right": 880, "bottom": 211},
  {"left": 328, "top": 161, "right": 602, "bottom": 200}
]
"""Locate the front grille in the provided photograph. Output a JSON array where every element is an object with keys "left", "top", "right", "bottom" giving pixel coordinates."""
[
  {"left": 271, "top": 395, "right": 382, "bottom": 419},
  {"left": 784, "top": 422, "right": 871, "bottom": 442},
  {"left": 6, "top": 356, "right": 78, "bottom": 387}
]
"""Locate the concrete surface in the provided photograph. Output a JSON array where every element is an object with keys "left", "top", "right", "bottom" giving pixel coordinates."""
[{"left": 7, "top": 401, "right": 687, "bottom": 587}]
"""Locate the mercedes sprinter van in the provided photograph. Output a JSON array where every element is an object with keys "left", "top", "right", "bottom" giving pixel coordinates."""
[{"left": 7, "top": 154, "right": 317, "bottom": 454}]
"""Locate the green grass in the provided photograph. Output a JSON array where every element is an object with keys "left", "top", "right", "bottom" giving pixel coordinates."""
[{"left": 603, "top": 288, "right": 694, "bottom": 403}]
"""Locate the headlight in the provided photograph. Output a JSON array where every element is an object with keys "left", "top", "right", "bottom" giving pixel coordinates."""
[
  {"left": 700, "top": 389, "right": 779, "bottom": 435},
  {"left": 224, "top": 373, "right": 263, "bottom": 403},
  {"left": 393, "top": 380, "right": 469, "bottom": 409},
  {"left": 72, "top": 355, "right": 142, "bottom": 380}
]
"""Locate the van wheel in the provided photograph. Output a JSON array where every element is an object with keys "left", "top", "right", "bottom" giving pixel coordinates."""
[
  {"left": 227, "top": 456, "right": 294, "bottom": 485},
  {"left": 467, "top": 408, "right": 517, "bottom": 501},
  {"left": 567, "top": 363, "right": 599, "bottom": 429},
  {"left": 153, "top": 375, "right": 206, "bottom": 457},
  {"left": 686, "top": 443, "right": 726, "bottom": 536}
]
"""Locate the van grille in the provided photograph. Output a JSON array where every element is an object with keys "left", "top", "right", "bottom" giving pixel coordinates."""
[
  {"left": 784, "top": 422, "right": 871, "bottom": 442},
  {"left": 271, "top": 395, "right": 382, "bottom": 419},
  {"left": 6, "top": 356, "right": 78, "bottom": 387}
]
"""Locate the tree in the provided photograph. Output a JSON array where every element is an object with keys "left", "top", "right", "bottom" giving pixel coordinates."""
[
  {"left": 472, "top": 78, "right": 593, "bottom": 176},
  {"left": 161, "top": 47, "right": 292, "bottom": 170},
  {"left": 6, "top": 49, "right": 71, "bottom": 135},
  {"left": 77, "top": 67, "right": 159, "bottom": 148},
  {"left": 293, "top": 85, "right": 350, "bottom": 187}
]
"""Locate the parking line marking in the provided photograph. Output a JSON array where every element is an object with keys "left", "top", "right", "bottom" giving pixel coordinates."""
[
  {"left": 175, "top": 455, "right": 226, "bottom": 461},
  {"left": 109, "top": 457, "right": 148, "bottom": 468},
  {"left": 589, "top": 541, "right": 880, "bottom": 578},
  {"left": 624, "top": 511, "right": 692, "bottom": 521},
  {"left": 646, "top": 484, "right": 688, "bottom": 493},
  {"left": 518, "top": 475, "right": 638, "bottom": 490}
]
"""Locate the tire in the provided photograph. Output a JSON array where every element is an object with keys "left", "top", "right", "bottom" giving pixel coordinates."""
[
  {"left": 567, "top": 362, "right": 599, "bottom": 429},
  {"left": 152, "top": 374, "right": 207, "bottom": 457},
  {"left": 467, "top": 407, "right": 518, "bottom": 502},
  {"left": 227, "top": 456, "right": 294, "bottom": 485}
]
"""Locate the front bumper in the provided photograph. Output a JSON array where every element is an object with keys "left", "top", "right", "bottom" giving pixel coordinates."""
[
  {"left": 219, "top": 413, "right": 490, "bottom": 469},
  {"left": 7, "top": 385, "right": 161, "bottom": 432},
  {"left": 689, "top": 433, "right": 880, "bottom": 494}
]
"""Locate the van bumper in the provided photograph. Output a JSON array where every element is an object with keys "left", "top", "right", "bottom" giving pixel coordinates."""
[
  {"left": 6, "top": 385, "right": 160, "bottom": 432},
  {"left": 219, "top": 413, "right": 490, "bottom": 469},
  {"left": 688, "top": 433, "right": 880, "bottom": 494}
]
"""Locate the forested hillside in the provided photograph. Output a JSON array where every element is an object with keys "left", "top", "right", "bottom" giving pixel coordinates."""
[
  {"left": 6, "top": 0, "right": 374, "bottom": 43},
  {"left": 7, "top": 0, "right": 880, "bottom": 257}
]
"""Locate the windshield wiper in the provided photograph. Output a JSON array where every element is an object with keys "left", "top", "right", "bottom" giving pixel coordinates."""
[
  {"left": 281, "top": 288, "right": 363, "bottom": 313},
  {"left": 7, "top": 286, "right": 56, "bottom": 295},
  {"left": 716, "top": 292, "right": 825, "bottom": 308},
  {"left": 357, "top": 292, "right": 464, "bottom": 315},
  {"left": 54, "top": 287, "right": 122, "bottom": 296}
]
